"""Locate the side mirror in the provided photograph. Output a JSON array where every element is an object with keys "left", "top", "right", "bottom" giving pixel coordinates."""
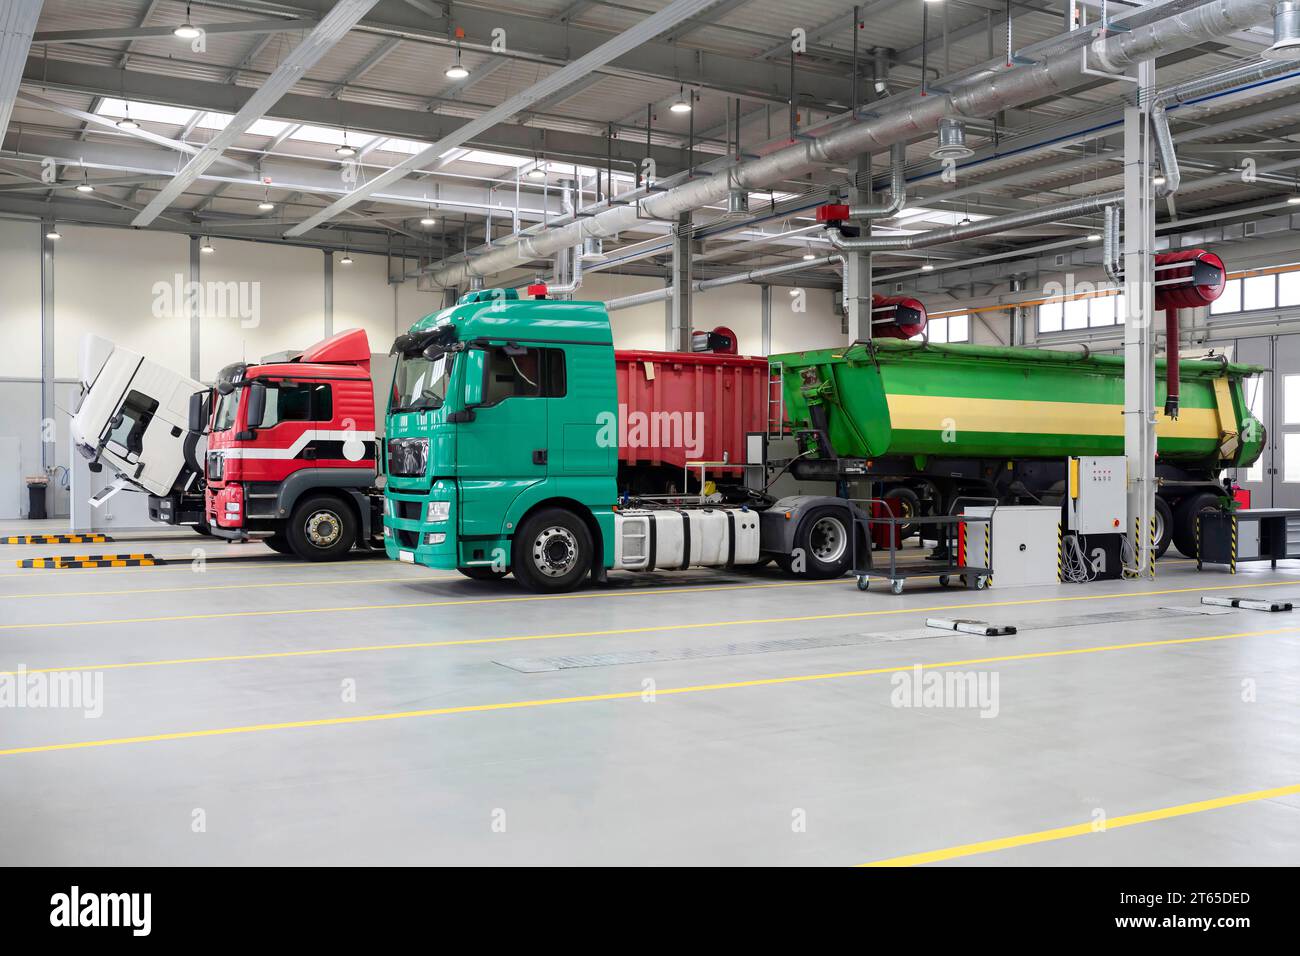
[
  {"left": 188, "top": 390, "right": 209, "bottom": 434},
  {"left": 245, "top": 381, "right": 267, "bottom": 430},
  {"left": 462, "top": 349, "right": 485, "bottom": 407}
]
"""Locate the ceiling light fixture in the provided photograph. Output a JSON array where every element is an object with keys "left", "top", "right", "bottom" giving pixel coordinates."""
[
  {"left": 45, "top": 225, "right": 61, "bottom": 241},
  {"left": 76, "top": 171, "right": 94, "bottom": 193},
  {"left": 173, "top": 4, "right": 202, "bottom": 39},
  {"left": 1153, "top": 173, "right": 1167, "bottom": 186},
  {"left": 258, "top": 190, "right": 275, "bottom": 211},
  {"left": 445, "top": 43, "right": 470, "bottom": 79},
  {"left": 921, "top": 262, "right": 935, "bottom": 271},
  {"left": 340, "top": 250, "right": 353, "bottom": 265},
  {"left": 335, "top": 132, "right": 356, "bottom": 158},
  {"left": 528, "top": 164, "right": 546, "bottom": 180},
  {"left": 1288, "top": 195, "right": 1300, "bottom": 205},
  {"left": 200, "top": 237, "right": 214, "bottom": 254},
  {"left": 420, "top": 207, "right": 436, "bottom": 226},
  {"left": 670, "top": 86, "right": 692, "bottom": 114},
  {"left": 1087, "top": 233, "right": 1102, "bottom": 242},
  {"left": 116, "top": 104, "right": 139, "bottom": 131}
]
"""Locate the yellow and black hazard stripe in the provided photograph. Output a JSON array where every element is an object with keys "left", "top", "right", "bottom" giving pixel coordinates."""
[
  {"left": 1149, "top": 517, "right": 1157, "bottom": 580},
  {"left": 1230, "top": 515, "right": 1238, "bottom": 575},
  {"left": 1056, "top": 522, "right": 1063, "bottom": 582},
  {"left": 2, "top": 534, "right": 112, "bottom": 545},
  {"left": 17, "top": 553, "right": 162, "bottom": 569}
]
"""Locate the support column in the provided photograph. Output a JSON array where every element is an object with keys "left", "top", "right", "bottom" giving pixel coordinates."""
[
  {"left": 39, "top": 220, "right": 55, "bottom": 483},
  {"left": 323, "top": 249, "right": 334, "bottom": 338},
  {"left": 1124, "top": 60, "right": 1157, "bottom": 577},
  {"left": 188, "top": 236, "right": 201, "bottom": 380},
  {"left": 669, "top": 211, "right": 693, "bottom": 351},
  {"left": 843, "top": 154, "right": 873, "bottom": 342},
  {"left": 761, "top": 284, "right": 772, "bottom": 354}
]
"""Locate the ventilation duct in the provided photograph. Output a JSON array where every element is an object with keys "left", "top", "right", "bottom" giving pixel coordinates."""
[
  {"left": 1265, "top": 0, "right": 1300, "bottom": 58},
  {"left": 930, "top": 118, "right": 974, "bottom": 160}
]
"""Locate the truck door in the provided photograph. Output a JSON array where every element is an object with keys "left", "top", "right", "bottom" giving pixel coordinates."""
[{"left": 456, "top": 343, "right": 561, "bottom": 536}]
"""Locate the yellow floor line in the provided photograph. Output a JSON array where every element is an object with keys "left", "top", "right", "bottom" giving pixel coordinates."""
[
  {"left": 1, "top": 625, "right": 1294, "bottom": 757},
  {"left": 2, "top": 573, "right": 1295, "bottom": 634},
  {"left": 860, "top": 781, "right": 1300, "bottom": 866},
  {"left": 0, "top": 576, "right": 421, "bottom": 601}
]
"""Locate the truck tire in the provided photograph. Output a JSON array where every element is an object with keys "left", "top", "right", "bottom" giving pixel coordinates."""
[
  {"left": 781, "top": 506, "right": 852, "bottom": 579},
  {"left": 263, "top": 533, "right": 293, "bottom": 555},
  {"left": 285, "top": 494, "right": 357, "bottom": 562},
  {"left": 1172, "top": 492, "right": 1221, "bottom": 559},
  {"left": 192, "top": 523, "right": 210, "bottom": 536},
  {"left": 512, "top": 507, "right": 593, "bottom": 593},
  {"left": 1153, "top": 496, "right": 1173, "bottom": 559},
  {"left": 884, "top": 487, "right": 922, "bottom": 540},
  {"left": 458, "top": 566, "right": 509, "bottom": 581}
]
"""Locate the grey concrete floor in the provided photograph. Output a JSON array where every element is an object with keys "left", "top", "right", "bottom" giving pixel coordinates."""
[{"left": 1, "top": 519, "right": 1299, "bottom": 866}]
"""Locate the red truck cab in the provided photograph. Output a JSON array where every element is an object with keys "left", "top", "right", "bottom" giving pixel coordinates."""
[{"left": 205, "top": 328, "right": 383, "bottom": 560}]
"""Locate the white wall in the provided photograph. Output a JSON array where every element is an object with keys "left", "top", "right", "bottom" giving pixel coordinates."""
[{"left": 0, "top": 219, "right": 41, "bottom": 379}]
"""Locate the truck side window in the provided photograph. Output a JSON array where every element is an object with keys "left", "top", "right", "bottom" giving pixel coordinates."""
[
  {"left": 482, "top": 347, "right": 566, "bottom": 404},
  {"left": 256, "top": 383, "right": 333, "bottom": 427},
  {"left": 105, "top": 390, "right": 159, "bottom": 457}
]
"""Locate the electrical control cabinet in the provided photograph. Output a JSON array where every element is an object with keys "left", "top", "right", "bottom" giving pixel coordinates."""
[
  {"left": 964, "top": 506, "right": 1060, "bottom": 587},
  {"left": 1066, "top": 455, "right": 1127, "bottom": 535}
]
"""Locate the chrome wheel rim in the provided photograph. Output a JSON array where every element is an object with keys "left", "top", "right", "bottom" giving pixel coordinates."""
[
  {"left": 305, "top": 510, "right": 341, "bottom": 547},
  {"left": 533, "top": 526, "right": 579, "bottom": 577},
  {"left": 809, "top": 516, "right": 847, "bottom": 564}
]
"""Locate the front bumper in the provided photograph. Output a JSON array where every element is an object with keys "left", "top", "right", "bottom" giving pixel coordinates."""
[
  {"left": 206, "top": 483, "right": 245, "bottom": 530},
  {"left": 383, "top": 479, "right": 460, "bottom": 569}
]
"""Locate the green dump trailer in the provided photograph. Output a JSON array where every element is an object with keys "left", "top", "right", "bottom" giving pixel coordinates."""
[{"left": 772, "top": 338, "right": 1264, "bottom": 558}]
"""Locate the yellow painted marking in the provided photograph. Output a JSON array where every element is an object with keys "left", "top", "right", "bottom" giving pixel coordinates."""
[
  {"left": 886, "top": 393, "right": 1218, "bottom": 441},
  {"left": 0, "top": 625, "right": 1293, "bottom": 758},
  {"left": 2, "top": 573, "right": 1296, "bottom": 634},
  {"left": 0, "top": 575, "right": 418, "bottom": 601},
  {"left": 860, "top": 781, "right": 1300, "bottom": 866}
]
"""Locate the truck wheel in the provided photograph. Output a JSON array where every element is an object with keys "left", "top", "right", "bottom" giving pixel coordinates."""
[
  {"left": 884, "top": 487, "right": 922, "bottom": 540},
  {"left": 286, "top": 495, "right": 357, "bottom": 562},
  {"left": 1172, "top": 492, "right": 1221, "bottom": 559},
  {"left": 192, "top": 523, "right": 210, "bottom": 536},
  {"left": 512, "top": 508, "right": 593, "bottom": 593},
  {"left": 458, "top": 566, "right": 509, "bottom": 581},
  {"left": 263, "top": 534, "right": 293, "bottom": 555},
  {"left": 1153, "top": 496, "right": 1173, "bottom": 558},
  {"left": 788, "top": 506, "right": 852, "bottom": 579}
]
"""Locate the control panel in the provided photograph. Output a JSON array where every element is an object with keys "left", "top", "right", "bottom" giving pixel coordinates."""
[{"left": 1066, "top": 455, "right": 1127, "bottom": 535}]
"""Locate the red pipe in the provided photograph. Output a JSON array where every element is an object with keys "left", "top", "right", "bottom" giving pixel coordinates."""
[{"left": 1165, "top": 307, "right": 1179, "bottom": 420}]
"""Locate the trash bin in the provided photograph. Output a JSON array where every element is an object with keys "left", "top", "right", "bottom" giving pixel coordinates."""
[{"left": 26, "top": 475, "right": 49, "bottom": 520}]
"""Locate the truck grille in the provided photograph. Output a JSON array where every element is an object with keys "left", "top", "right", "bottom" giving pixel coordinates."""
[{"left": 387, "top": 438, "right": 428, "bottom": 477}]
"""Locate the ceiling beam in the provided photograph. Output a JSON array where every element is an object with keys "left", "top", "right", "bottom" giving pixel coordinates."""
[
  {"left": 133, "top": 0, "right": 384, "bottom": 226},
  {"left": 22, "top": 58, "right": 691, "bottom": 176},
  {"left": 0, "top": 0, "right": 42, "bottom": 144},
  {"left": 32, "top": 18, "right": 320, "bottom": 44},
  {"left": 286, "top": 0, "right": 733, "bottom": 236},
  {"left": 329, "top": 35, "right": 402, "bottom": 96}
]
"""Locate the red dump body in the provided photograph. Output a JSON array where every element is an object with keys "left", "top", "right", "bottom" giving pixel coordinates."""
[{"left": 614, "top": 349, "right": 769, "bottom": 474}]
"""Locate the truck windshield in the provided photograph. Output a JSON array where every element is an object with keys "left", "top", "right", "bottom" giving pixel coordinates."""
[
  {"left": 392, "top": 351, "right": 453, "bottom": 413},
  {"left": 212, "top": 390, "right": 239, "bottom": 431}
]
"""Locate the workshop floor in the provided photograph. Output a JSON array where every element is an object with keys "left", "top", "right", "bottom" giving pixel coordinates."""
[{"left": 1, "top": 519, "right": 1298, "bottom": 866}]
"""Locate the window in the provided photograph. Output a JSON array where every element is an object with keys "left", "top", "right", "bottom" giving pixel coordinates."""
[
  {"left": 912, "top": 315, "right": 969, "bottom": 344},
  {"left": 1090, "top": 295, "right": 1115, "bottom": 326},
  {"left": 255, "top": 383, "right": 332, "bottom": 428},
  {"left": 1284, "top": 375, "right": 1300, "bottom": 426},
  {"left": 1242, "top": 274, "right": 1277, "bottom": 311},
  {"left": 1038, "top": 301, "right": 1063, "bottom": 333},
  {"left": 1063, "top": 298, "right": 1088, "bottom": 330},
  {"left": 1285, "top": 433, "right": 1300, "bottom": 482},
  {"left": 1280, "top": 272, "right": 1300, "bottom": 307},
  {"left": 482, "top": 347, "right": 566, "bottom": 404},
  {"left": 105, "top": 391, "right": 159, "bottom": 457},
  {"left": 1211, "top": 279, "right": 1242, "bottom": 315}
]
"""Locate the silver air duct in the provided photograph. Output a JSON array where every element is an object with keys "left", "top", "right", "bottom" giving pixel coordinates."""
[
  {"left": 428, "top": 0, "right": 1277, "bottom": 288},
  {"left": 1265, "top": 0, "right": 1300, "bottom": 58},
  {"left": 848, "top": 143, "right": 907, "bottom": 219},
  {"left": 930, "top": 118, "right": 974, "bottom": 160}
]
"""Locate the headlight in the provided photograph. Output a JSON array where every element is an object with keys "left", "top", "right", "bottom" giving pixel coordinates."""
[
  {"left": 225, "top": 502, "right": 240, "bottom": 513},
  {"left": 427, "top": 500, "right": 451, "bottom": 522},
  {"left": 384, "top": 497, "right": 393, "bottom": 517}
]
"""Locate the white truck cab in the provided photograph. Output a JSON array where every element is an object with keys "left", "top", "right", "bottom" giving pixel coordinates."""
[{"left": 70, "top": 335, "right": 207, "bottom": 521}]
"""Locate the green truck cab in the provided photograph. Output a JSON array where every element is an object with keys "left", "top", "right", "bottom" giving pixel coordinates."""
[{"left": 383, "top": 290, "right": 621, "bottom": 591}]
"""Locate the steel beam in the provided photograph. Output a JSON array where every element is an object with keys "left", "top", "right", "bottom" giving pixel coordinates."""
[
  {"left": 33, "top": 19, "right": 320, "bottom": 44},
  {"left": 133, "top": 0, "right": 383, "bottom": 226},
  {"left": 285, "top": 0, "right": 730, "bottom": 237},
  {"left": 0, "top": 0, "right": 42, "bottom": 143}
]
